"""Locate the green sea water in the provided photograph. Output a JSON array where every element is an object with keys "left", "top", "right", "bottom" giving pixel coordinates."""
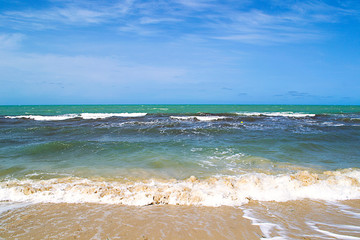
[
  {"left": 1, "top": 104, "right": 359, "bottom": 178},
  {"left": 1, "top": 104, "right": 359, "bottom": 115},
  {"left": 0, "top": 104, "right": 359, "bottom": 206}
]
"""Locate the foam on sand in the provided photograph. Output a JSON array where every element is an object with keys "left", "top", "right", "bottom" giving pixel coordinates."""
[
  {"left": 1, "top": 170, "right": 359, "bottom": 206},
  {"left": 242, "top": 199, "right": 360, "bottom": 239}
]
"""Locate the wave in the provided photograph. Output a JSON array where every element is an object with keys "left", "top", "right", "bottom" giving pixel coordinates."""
[
  {"left": 80, "top": 113, "right": 147, "bottom": 119},
  {"left": 5, "top": 114, "right": 78, "bottom": 121},
  {"left": 342, "top": 118, "right": 360, "bottom": 123},
  {"left": 5, "top": 113, "right": 147, "bottom": 121},
  {"left": 236, "top": 112, "right": 316, "bottom": 118},
  {"left": 321, "top": 122, "right": 345, "bottom": 127},
  {"left": 6, "top": 112, "right": 357, "bottom": 122},
  {"left": 170, "top": 116, "right": 229, "bottom": 121},
  {"left": 1, "top": 170, "right": 359, "bottom": 206}
]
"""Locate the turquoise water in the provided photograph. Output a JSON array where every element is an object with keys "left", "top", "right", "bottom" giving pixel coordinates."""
[
  {"left": 1, "top": 104, "right": 359, "bottom": 115},
  {"left": 0, "top": 105, "right": 359, "bottom": 205}
]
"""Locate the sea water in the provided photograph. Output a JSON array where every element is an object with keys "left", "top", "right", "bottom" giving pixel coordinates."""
[{"left": 0, "top": 105, "right": 359, "bottom": 239}]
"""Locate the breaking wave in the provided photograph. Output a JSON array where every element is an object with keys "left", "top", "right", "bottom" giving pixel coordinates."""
[
  {"left": 170, "top": 116, "right": 229, "bottom": 121},
  {"left": 5, "top": 113, "right": 147, "bottom": 121},
  {"left": 236, "top": 112, "right": 316, "bottom": 118},
  {"left": 5, "top": 114, "right": 78, "bottom": 121},
  {"left": 80, "top": 113, "right": 147, "bottom": 119},
  {"left": 1, "top": 170, "right": 359, "bottom": 207}
]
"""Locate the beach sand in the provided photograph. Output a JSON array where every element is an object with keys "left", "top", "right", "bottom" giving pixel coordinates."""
[
  {"left": 1, "top": 200, "right": 359, "bottom": 239},
  {"left": 0, "top": 203, "right": 262, "bottom": 239}
]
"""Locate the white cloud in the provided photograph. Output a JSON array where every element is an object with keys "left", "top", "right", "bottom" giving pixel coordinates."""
[
  {"left": 175, "top": 0, "right": 214, "bottom": 9},
  {"left": 118, "top": 23, "right": 160, "bottom": 35},
  {"left": 205, "top": 5, "right": 336, "bottom": 44},
  {"left": 0, "top": 33, "right": 24, "bottom": 49},
  {"left": 1, "top": 0, "right": 134, "bottom": 28},
  {"left": 3, "top": 8, "right": 108, "bottom": 26},
  {"left": 0, "top": 0, "right": 358, "bottom": 43},
  {"left": 139, "top": 17, "right": 180, "bottom": 24}
]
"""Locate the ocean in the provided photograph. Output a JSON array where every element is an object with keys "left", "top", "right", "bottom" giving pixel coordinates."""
[{"left": 0, "top": 104, "right": 359, "bottom": 239}]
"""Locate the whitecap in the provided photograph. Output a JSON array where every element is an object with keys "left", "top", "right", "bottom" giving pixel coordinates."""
[
  {"left": 5, "top": 114, "right": 78, "bottom": 121},
  {"left": 80, "top": 113, "right": 147, "bottom": 119},
  {"left": 322, "top": 122, "right": 345, "bottom": 127},
  {"left": 170, "top": 116, "right": 228, "bottom": 121},
  {"left": 236, "top": 112, "right": 316, "bottom": 118},
  {"left": 5, "top": 113, "right": 147, "bottom": 121}
]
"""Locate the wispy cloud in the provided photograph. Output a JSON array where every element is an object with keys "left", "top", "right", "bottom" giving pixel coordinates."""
[
  {"left": 1, "top": 0, "right": 134, "bottom": 28},
  {"left": 207, "top": 1, "right": 355, "bottom": 44},
  {"left": 139, "top": 17, "right": 181, "bottom": 25},
  {"left": 0, "top": 33, "right": 24, "bottom": 49},
  {"left": 175, "top": 0, "right": 215, "bottom": 9},
  {"left": 0, "top": 0, "right": 359, "bottom": 43},
  {"left": 290, "top": 0, "right": 358, "bottom": 19},
  {"left": 214, "top": 32, "right": 320, "bottom": 44}
]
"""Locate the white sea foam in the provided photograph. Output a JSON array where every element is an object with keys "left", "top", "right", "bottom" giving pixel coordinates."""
[
  {"left": 242, "top": 209, "right": 286, "bottom": 240},
  {"left": 196, "top": 116, "right": 228, "bottom": 121},
  {"left": 322, "top": 122, "right": 345, "bottom": 127},
  {"left": 5, "top": 114, "right": 78, "bottom": 121},
  {"left": 236, "top": 112, "right": 316, "bottom": 118},
  {"left": 334, "top": 202, "right": 360, "bottom": 218},
  {"left": 80, "top": 113, "right": 147, "bottom": 119},
  {"left": 24, "top": 172, "right": 72, "bottom": 178},
  {"left": 5, "top": 113, "right": 147, "bottom": 121},
  {"left": 170, "top": 116, "right": 194, "bottom": 121},
  {"left": 0, "top": 202, "right": 31, "bottom": 215},
  {"left": 170, "top": 116, "right": 228, "bottom": 121},
  {"left": 307, "top": 221, "right": 360, "bottom": 240},
  {"left": 0, "top": 170, "right": 359, "bottom": 206}
]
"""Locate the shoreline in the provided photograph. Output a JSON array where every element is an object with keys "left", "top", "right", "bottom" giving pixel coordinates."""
[{"left": 1, "top": 199, "right": 359, "bottom": 239}]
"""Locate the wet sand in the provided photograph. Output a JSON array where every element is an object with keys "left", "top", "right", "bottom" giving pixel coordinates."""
[
  {"left": 1, "top": 200, "right": 359, "bottom": 239},
  {"left": 0, "top": 203, "right": 262, "bottom": 239},
  {"left": 243, "top": 199, "right": 360, "bottom": 239}
]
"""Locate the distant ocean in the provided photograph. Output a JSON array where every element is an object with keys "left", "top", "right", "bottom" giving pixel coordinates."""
[{"left": 1, "top": 105, "right": 359, "bottom": 239}]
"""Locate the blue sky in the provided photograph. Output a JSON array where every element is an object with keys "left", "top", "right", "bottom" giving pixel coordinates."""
[{"left": 0, "top": 0, "right": 359, "bottom": 104}]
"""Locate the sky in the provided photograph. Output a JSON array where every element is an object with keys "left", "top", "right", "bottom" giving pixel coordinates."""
[{"left": 0, "top": 0, "right": 359, "bottom": 105}]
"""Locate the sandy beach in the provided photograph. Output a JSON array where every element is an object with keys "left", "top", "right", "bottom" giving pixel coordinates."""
[
  {"left": 1, "top": 199, "right": 359, "bottom": 239},
  {"left": 0, "top": 203, "right": 262, "bottom": 239}
]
